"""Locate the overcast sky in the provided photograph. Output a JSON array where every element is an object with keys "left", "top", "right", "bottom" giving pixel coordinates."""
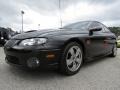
[{"left": 0, "top": 0, "right": 120, "bottom": 31}]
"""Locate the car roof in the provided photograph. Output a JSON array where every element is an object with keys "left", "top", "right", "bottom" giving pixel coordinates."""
[{"left": 67, "top": 21, "right": 101, "bottom": 25}]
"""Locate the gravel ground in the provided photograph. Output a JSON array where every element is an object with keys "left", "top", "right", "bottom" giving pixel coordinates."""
[{"left": 0, "top": 47, "right": 120, "bottom": 90}]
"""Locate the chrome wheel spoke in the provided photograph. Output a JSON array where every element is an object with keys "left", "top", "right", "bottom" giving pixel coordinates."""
[
  {"left": 75, "top": 58, "right": 81, "bottom": 64},
  {"left": 72, "top": 62, "right": 77, "bottom": 70},
  {"left": 69, "top": 48, "right": 75, "bottom": 56},
  {"left": 67, "top": 59, "right": 73, "bottom": 66},
  {"left": 75, "top": 48, "right": 80, "bottom": 57}
]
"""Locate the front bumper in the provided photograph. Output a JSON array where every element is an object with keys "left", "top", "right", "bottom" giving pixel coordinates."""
[{"left": 4, "top": 48, "right": 61, "bottom": 69}]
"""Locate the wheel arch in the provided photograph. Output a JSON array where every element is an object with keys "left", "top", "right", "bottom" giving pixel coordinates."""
[{"left": 62, "top": 38, "right": 86, "bottom": 58}]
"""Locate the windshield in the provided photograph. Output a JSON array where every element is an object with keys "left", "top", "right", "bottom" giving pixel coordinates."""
[{"left": 63, "top": 21, "right": 91, "bottom": 30}]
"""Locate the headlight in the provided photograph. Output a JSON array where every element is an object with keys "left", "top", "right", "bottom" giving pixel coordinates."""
[{"left": 19, "top": 38, "right": 47, "bottom": 46}]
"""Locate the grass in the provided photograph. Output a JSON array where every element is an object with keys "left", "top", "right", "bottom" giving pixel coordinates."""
[{"left": 117, "top": 40, "right": 120, "bottom": 48}]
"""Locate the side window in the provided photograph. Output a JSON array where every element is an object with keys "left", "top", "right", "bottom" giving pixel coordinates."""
[
  {"left": 90, "top": 22, "right": 100, "bottom": 28},
  {"left": 72, "top": 22, "right": 90, "bottom": 30},
  {"left": 103, "top": 26, "right": 111, "bottom": 33}
]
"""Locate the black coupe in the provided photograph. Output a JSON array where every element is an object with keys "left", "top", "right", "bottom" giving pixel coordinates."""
[{"left": 4, "top": 21, "right": 117, "bottom": 75}]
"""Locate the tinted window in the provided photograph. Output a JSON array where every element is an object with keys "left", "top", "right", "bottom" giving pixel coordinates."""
[
  {"left": 103, "top": 25, "right": 111, "bottom": 33},
  {"left": 63, "top": 21, "right": 90, "bottom": 30},
  {"left": 90, "top": 22, "right": 101, "bottom": 28}
]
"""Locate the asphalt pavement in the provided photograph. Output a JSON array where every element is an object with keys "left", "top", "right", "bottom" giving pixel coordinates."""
[{"left": 0, "top": 47, "right": 120, "bottom": 90}]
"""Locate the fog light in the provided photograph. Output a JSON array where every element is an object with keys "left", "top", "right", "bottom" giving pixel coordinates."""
[{"left": 27, "top": 57, "right": 40, "bottom": 68}]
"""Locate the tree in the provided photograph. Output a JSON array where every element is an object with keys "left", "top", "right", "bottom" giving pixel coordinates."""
[{"left": 109, "top": 27, "right": 120, "bottom": 37}]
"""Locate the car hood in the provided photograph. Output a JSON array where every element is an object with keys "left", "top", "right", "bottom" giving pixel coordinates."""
[{"left": 12, "top": 29, "right": 87, "bottom": 40}]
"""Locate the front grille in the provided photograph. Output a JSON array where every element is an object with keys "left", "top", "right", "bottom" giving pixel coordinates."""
[
  {"left": 5, "top": 48, "right": 31, "bottom": 53},
  {"left": 6, "top": 55, "right": 20, "bottom": 65}
]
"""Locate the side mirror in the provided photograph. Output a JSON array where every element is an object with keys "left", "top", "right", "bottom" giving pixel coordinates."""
[{"left": 89, "top": 27, "right": 102, "bottom": 35}]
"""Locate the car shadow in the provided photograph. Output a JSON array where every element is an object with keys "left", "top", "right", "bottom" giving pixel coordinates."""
[
  {"left": 83, "top": 56, "right": 111, "bottom": 67},
  {"left": 7, "top": 65, "right": 68, "bottom": 81},
  {"left": 6, "top": 56, "right": 113, "bottom": 80}
]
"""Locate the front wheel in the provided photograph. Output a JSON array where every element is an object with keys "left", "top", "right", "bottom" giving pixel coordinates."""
[{"left": 60, "top": 42, "right": 83, "bottom": 75}]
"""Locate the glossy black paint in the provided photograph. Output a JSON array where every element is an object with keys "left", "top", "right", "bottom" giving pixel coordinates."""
[{"left": 4, "top": 21, "right": 116, "bottom": 68}]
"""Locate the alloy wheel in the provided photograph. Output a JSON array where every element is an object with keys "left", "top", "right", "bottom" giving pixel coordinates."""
[{"left": 66, "top": 46, "right": 82, "bottom": 72}]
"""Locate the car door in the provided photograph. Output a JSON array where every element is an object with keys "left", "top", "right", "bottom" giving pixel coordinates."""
[{"left": 86, "top": 22, "right": 107, "bottom": 57}]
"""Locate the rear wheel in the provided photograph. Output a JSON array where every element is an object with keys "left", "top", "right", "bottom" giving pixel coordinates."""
[
  {"left": 109, "top": 44, "right": 117, "bottom": 57},
  {"left": 60, "top": 42, "right": 83, "bottom": 75}
]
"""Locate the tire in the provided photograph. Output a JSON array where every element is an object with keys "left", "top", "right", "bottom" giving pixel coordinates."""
[
  {"left": 60, "top": 42, "right": 83, "bottom": 75},
  {"left": 109, "top": 44, "right": 117, "bottom": 57}
]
